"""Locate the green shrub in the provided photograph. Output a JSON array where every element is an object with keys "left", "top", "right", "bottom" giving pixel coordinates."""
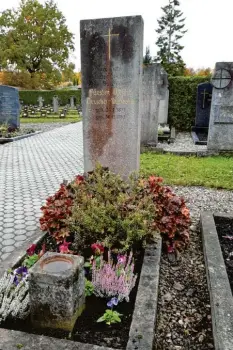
[
  {"left": 19, "top": 90, "right": 81, "bottom": 106},
  {"left": 40, "top": 165, "right": 191, "bottom": 254},
  {"left": 168, "top": 76, "right": 210, "bottom": 131}
]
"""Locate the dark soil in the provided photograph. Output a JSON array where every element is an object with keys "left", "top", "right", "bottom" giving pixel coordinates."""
[
  {"left": 215, "top": 216, "right": 233, "bottom": 294},
  {"left": 0, "top": 128, "right": 35, "bottom": 138},
  {"left": 2, "top": 249, "right": 144, "bottom": 349}
]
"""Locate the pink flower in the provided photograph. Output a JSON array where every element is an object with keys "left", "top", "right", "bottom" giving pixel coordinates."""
[
  {"left": 117, "top": 255, "right": 127, "bottom": 265},
  {"left": 27, "top": 244, "right": 36, "bottom": 256},
  {"left": 91, "top": 243, "right": 104, "bottom": 255},
  {"left": 59, "top": 240, "right": 71, "bottom": 254}
]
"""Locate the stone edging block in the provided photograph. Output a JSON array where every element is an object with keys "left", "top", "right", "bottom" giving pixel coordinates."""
[
  {"left": 200, "top": 211, "right": 233, "bottom": 350},
  {"left": 0, "top": 232, "right": 162, "bottom": 350},
  {"left": 0, "top": 131, "right": 42, "bottom": 144}
]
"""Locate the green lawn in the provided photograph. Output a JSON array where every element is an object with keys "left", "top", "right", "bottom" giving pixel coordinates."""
[
  {"left": 20, "top": 116, "right": 81, "bottom": 123},
  {"left": 140, "top": 153, "right": 233, "bottom": 190}
]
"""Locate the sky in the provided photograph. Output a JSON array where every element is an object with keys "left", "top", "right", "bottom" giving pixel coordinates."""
[{"left": 1, "top": 0, "right": 233, "bottom": 71}]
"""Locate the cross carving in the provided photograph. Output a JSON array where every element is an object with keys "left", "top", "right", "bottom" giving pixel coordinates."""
[{"left": 103, "top": 28, "right": 119, "bottom": 60}]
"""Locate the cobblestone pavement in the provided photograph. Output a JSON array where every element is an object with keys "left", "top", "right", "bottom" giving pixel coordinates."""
[{"left": 0, "top": 122, "right": 83, "bottom": 261}]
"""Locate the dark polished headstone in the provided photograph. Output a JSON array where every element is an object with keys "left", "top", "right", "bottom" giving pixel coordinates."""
[
  {"left": 80, "top": 16, "right": 144, "bottom": 178},
  {"left": 196, "top": 82, "right": 213, "bottom": 127},
  {"left": 0, "top": 85, "right": 20, "bottom": 128}
]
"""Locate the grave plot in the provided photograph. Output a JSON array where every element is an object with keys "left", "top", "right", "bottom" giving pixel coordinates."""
[{"left": 201, "top": 212, "right": 233, "bottom": 350}]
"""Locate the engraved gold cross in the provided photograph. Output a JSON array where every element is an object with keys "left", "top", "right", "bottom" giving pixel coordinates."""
[{"left": 103, "top": 28, "right": 119, "bottom": 60}]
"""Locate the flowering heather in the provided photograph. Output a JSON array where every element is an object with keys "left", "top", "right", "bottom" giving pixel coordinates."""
[{"left": 92, "top": 251, "right": 137, "bottom": 302}]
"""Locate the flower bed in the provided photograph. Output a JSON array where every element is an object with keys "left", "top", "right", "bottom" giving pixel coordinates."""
[
  {"left": 0, "top": 124, "right": 40, "bottom": 144},
  {"left": 0, "top": 166, "right": 191, "bottom": 349}
]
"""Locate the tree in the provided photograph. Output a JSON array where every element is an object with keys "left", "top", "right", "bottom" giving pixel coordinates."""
[
  {"left": 0, "top": 0, "right": 74, "bottom": 83},
  {"left": 143, "top": 46, "right": 153, "bottom": 65},
  {"left": 62, "top": 63, "right": 76, "bottom": 83},
  {"left": 155, "top": 0, "right": 187, "bottom": 76},
  {"left": 184, "top": 67, "right": 212, "bottom": 77}
]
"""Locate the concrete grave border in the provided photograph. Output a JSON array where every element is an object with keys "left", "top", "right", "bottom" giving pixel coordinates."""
[
  {"left": 0, "top": 231, "right": 162, "bottom": 350},
  {"left": 200, "top": 211, "right": 233, "bottom": 350},
  {"left": 0, "top": 131, "right": 42, "bottom": 144}
]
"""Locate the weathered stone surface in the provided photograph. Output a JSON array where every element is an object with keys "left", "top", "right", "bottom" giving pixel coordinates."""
[
  {"left": 201, "top": 212, "right": 233, "bottom": 350},
  {"left": 196, "top": 82, "right": 212, "bottom": 127},
  {"left": 81, "top": 16, "right": 144, "bottom": 178},
  {"left": 0, "top": 85, "right": 20, "bottom": 129},
  {"left": 126, "top": 238, "right": 161, "bottom": 350},
  {"left": 37, "top": 96, "right": 44, "bottom": 109},
  {"left": 0, "top": 329, "right": 115, "bottom": 350},
  {"left": 208, "top": 62, "right": 233, "bottom": 150},
  {"left": 70, "top": 96, "right": 75, "bottom": 109},
  {"left": 158, "top": 68, "right": 169, "bottom": 125},
  {"left": 141, "top": 64, "right": 159, "bottom": 145},
  {"left": 29, "top": 252, "right": 85, "bottom": 331}
]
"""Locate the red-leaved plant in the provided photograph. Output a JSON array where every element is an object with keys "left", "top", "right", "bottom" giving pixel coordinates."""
[
  {"left": 148, "top": 175, "right": 190, "bottom": 251},
  {"left": 40, "top": 175, "right": 84, "bottom": 243}
]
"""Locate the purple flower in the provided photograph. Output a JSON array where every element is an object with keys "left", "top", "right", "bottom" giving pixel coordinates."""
[
  {"left": 12, "top": 266, "right": 28, "bottom": 286},
  {"left": 107, "top": 297, "right": 118, "bottom": 308},
  {"left": 117, "top": 255, "right": 127, "bottom": 265},
  {"left": 15, "top": 266, "right": 28, "bottom": 276}
]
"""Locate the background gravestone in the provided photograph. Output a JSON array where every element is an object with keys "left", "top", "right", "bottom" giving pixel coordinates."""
[
  {"left": 158, "top": 67, "right": 169, "bottom": 125},
  {"left": 53, "top": 96, "right": 59, "bottom": 113},
  {"left": 37, "top": 96, "right": 44, "bottom": 109},
  {"left": 0, "top": 85, "right": 20, "bottom": 129},
  {"left": 208, "top": 62, "right": 233, "bottom": 150},
  {"left": 70, "top": 96, "right": 75, "bottom": 109},
  {"left": 196, "top": 82, "right": 213, "bottom": 127},
  {"left": 81, "top": 16, "right": 144, "bottom": 178},
  {"left": 141, "top": 64, "right": 161, "bottom": 145}
]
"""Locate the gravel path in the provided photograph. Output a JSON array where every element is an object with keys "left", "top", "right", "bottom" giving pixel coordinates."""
[
  {"left": 155, "top": 185, "right": 233, "bottom": 350},
  {"left": 157, "top": 132, "right": 207, "bottom": 153}
]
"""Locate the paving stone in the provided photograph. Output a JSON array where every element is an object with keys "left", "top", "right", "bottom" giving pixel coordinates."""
[
  {"left": 0, "top": 123, "right": 84, "bottom": 261},
  {"left": 2, "top": 238, "right": 16, "bottom": 246}
]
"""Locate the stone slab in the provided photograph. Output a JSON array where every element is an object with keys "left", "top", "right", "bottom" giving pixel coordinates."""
[
  {"left": 0, "top": 85, "right": 20, "bottom": 129},
  {"left": 81, "top": 16, "right": 144, "bottom": 178},
  {"left": 201, "top": 211, "right": 233, "bottom": 350},
  {"left": 208, "top": 62, "right": 233, "bottom": 150}
]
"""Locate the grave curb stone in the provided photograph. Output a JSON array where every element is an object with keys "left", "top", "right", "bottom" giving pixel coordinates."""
[
  {"left": 0, "top": 131, "right": 42, "bottom": 144},
  {"left": 200, "top": 211, "right": 233, "bottom": 350}
]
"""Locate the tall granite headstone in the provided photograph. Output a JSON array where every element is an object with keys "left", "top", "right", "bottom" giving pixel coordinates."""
[
  {"left": 0, "top": 85, "right": 20, "bottom": 129},
  {"left": 196, "top": 82, "right": 212, "bottom": 127},
  {"left": 208, "top": 62, "right": 233, "bottom": 150},
  {"left": 141, "top": 64, "right": 169, "bottom": 145},
  {"left": 80, "top": 16, "right": 144, "bottom": 178}
]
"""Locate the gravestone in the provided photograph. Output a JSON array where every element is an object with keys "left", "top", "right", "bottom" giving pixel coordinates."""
[
  {"left": 196, "top": 83, "right": 213, "bottom": 127},
  {"left": 208, "top": 62, "right": 233, "bottom": 150},
  {"left": 80, "top": 16, "right": 144, "bottom": 178},
  {"left": 141, "top": 64, "right": 169, "bottom": 145},
  {"left": 70, "top": 96, "right": 75, "bottom": 109},
  {"left": 158, "top": 67, "right": 169, "bottom": 125},
  {"left": 53, "top": 96, "right": 59, "bottom": 113},
  {"left": 0, "top": 85, "right": 20, "bottom": 129},
  {"left": 37, "top": 96, "right": 44, "bottom": 108}
]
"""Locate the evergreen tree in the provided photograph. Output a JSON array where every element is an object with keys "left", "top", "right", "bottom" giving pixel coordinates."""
[
  {"left": 155, "top": 0, "right": 187, "bottom": 76},
  {"left": 143, "top": 46, "right": 153, "bottom": 65}
]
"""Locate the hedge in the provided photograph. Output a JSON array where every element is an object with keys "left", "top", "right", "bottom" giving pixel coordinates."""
[
  {"left": 19, "top": 90, "right": 81, "bottom": 106},
  {"left": 168, "top": 76, "right": 211, "bottom": 131}
]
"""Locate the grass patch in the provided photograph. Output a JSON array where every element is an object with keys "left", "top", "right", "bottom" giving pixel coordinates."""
[
  {"left": 140, "top": 153, "right": 233, "bottom": 190},
  {"left": 20, "top": 116, "right": 81, "bottom": 123}
]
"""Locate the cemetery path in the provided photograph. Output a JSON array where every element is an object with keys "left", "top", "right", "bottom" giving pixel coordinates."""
[{"left": 0, "top": 122, "right": 83, "bottom": 261}]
